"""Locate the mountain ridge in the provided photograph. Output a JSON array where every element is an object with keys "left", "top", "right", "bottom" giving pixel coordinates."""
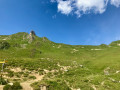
[
  {"left": 1, "top": 31, "right": 120, "bottom": 46},
  {"left": 1, "top": 31, "right": 120, "bottom": 89}
]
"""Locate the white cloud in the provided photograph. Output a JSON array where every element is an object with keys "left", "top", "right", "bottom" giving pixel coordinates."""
[
  {"left": 111, "top": 0, "right": 120, "bottom": 7},
  {"left": 75, "top": 0, "right": 108, "bottom": 13},
  {"left": 74, "top": 0, "right": 108, "bottom": 17},
  {"left": 57, "top": 0, "right": 73, "bottom": 15},
  {"left": 51, "top": 0, "right": 120, "bottom": 17}
]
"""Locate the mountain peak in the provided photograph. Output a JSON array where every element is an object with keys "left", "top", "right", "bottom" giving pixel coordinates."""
[
  {"left": 28, "top": 30, "right": 36, "bottom": 43},
  {"left": 30, "top": 30, "right": 36, "bottom": 36}
]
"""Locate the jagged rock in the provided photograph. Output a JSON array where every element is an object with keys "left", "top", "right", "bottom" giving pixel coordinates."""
[
  {"left": 104, "top": 67, "right": 110, "bottom": 75},
  {"left": 30, "top": 30, "right": 36, "bottom": 36},
  {"left": 27, "top": 30, "right": 36, "bottom": 43},
  {"left": 42, "top": 37, "right": 46, "bottom": 42}
]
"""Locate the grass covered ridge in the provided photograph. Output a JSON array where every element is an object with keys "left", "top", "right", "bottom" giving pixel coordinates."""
[{"left": 0, "top": 32, "right": 120, "bottom": 90}]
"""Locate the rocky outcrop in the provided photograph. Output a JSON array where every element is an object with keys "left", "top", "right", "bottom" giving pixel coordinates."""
[
  {"left": 30, "top": 30, "right": 36, "bottom": 36},
  {"left": 28, "top": 30, "right": 36, "bottom": 43}
]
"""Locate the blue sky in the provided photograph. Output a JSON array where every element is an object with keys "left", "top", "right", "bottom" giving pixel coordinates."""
[{"left": 0, "top": 0, "right": 120, "bottom": 45}]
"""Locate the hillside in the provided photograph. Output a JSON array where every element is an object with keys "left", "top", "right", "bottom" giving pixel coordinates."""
[{"left": 0, "top": 31, "right": 120, "bottom": 90}]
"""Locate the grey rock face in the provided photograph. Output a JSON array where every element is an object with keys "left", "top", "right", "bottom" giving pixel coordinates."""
[
  {"left": 28, "top": 30, "right": 36, "bottom": 43},
  {"left": 30, "top": 30, "right": 36, "bottom": 36}
]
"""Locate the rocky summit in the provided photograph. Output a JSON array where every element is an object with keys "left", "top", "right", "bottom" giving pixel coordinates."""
[{"left": 27, "top": 30, "right": 36, "bottom": 43}]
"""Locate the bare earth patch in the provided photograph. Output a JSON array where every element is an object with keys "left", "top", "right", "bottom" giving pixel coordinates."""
[
  {"left": 0, "top": 85, "right": 4, "bottom": 90},
  {"left": 21, "top": 74, "right": 44, "bottom": 90}
]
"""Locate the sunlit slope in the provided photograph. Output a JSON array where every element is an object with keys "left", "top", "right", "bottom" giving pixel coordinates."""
[{"left": 0, "top": 32, "right": 120, "bottom": 90}]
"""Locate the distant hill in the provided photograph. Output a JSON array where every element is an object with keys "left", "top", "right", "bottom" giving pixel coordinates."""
[{"left": 0, "top": 31, "right": 120, "bottom": 90}]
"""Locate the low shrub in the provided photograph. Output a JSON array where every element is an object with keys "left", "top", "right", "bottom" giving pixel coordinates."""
[
  {"left": 12, "top": 82, "right": 22, "bottom": 90},
  {"left": 7, "top": 71, "right": 14, "bottom": 77},
  {"left": 23, "top": 73, "right": 29, "bottom": 77},
  {"left": 0, "top": 41, "right": 10, "bottom": 49},
  {"left": 29, "top": 76, "right": 36, "bottom": 79},
  {"left": 0, "top": 78, "right": 7, "bottom": 85},
  {"left": 3, "top": 84, "right": 12, "bottom": 90}
]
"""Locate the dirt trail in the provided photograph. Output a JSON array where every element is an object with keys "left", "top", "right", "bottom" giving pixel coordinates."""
[
  {"left": 92, "top": 85, "right": 97, "bottom": 90},
  {"left": 21, "top": 74, "right": 44, "bottom": 90},
  {"left": 0, "top": 85, "right": 4, "bottom": 90},
  {"left": 21, "top": 82, "right": 33, "bottom": 90},
  {"left": 0, "top": 74, "right": 44, "bottom": 90},
  {"left": 1, "top": 67, "right": 56, "bottom": 90},
  {"left": 9, "top": 67, "right": 45, "bottom": 90}
]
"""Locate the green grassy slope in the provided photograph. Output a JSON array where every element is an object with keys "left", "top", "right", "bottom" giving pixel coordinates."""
[{"left": 0, "top": 32, "right": 120, "bottom": 90}]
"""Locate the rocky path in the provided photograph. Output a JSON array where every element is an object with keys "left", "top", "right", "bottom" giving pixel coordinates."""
[{"left": 21, "top": 74, "right": 44, "bottom": 90}]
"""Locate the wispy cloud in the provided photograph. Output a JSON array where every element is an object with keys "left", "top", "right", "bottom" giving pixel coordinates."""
[
  {"left": 111, "top": 0, "right": 120, "bottom": 7},
  {"left": 51, "top": 0, "right": 120, "bottom": 17}
]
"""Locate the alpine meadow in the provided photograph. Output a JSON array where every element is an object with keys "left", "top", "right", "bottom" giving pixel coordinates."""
[{"left": 0, "top": 31, "right": 120, "bottom": 90}]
